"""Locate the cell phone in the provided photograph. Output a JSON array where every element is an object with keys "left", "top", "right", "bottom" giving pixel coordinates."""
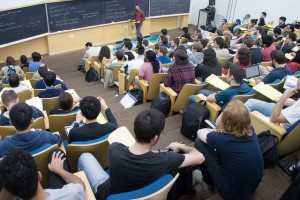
[{"left": 205, "top": 120, "right": 216, "bottom": 129}]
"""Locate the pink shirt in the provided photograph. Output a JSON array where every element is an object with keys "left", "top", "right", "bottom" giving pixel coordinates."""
[
  {"left": 261, "top": 44, "right": 276, "bottom": 61},
  {"left": 139, "top": 62, "right": 162, "bottom": 83}
]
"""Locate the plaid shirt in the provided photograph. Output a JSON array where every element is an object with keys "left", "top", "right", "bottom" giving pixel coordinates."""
[{"left": 164, "top": 62, "right": 195, "bottom": 93}]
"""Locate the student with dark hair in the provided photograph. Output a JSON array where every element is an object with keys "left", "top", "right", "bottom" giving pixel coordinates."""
[
  {"left": 139, "top": 50, "right": 162, "bottom": 83},
  {"left": 248, "top": 19, "right": 258, "bottom": 32},
  {"left": 120, "top": 51, "right": 144, "bottom": 74},
  {"left": 0, "top": 74, "right": 31, "bottom": 94},
  {"left": 98, "top": 45, "right": 111, "bottom": 64},
  {"left": 50, "top": 92, "right": 80, "bottom": 115},
  {"left": 142, "top": 40, "right": 152, "bottom": 51},
  {"left": 195, "top": 100, "right": 263, "bottom": 200},
  {"left": 280, "top": 32, "right": 297, "bottom": 54},
  {"left": 261, "top": 34, "right": 276, "bottom": 61},
  {"left": 286, "top": 50, "right": 300, "bottom": 73},
  {"left": 164, "top": 49, "right": 195, "bottom": 93},
  {"left": 195, "top": 48, "right": 222, "bottom": 81},
  {"left": 189, "top": 42, "right": 203, "bottom": 66},
  {"left": 243, "top": 36, "right": 262, "bottom": 64},
  {"left": 83, "top": 42, "right": 101, "bottom": 62},
  {"left": 200, "top": 39, "right": 208, "bottom": 49},
  {"left": 273, "top": 28, "right": 283, "bottom": 42},
  {"left": 189, "top": 65, "right": 251, "bottom": 106},
  {"left": 0, "top": 149, "right": 85, "bottom": 199},
  {"left": 123, "top": 40, "right": 137, "bottom": 58},
  {"left": 255, "top": 50, "right": 292, "bottom": 84},
  {"left": 20, "top": 55, "right": 29, "bottom": 69},
  {"left": 168, "top": 38, "right": 180, "bottom": 58},
  {"left": 184, "top": 32, "right": 194, "bottom": 42},
  {"left": 34, "top": 67, "right": 67, "bottom": 90},
  {"left": 38, "top": 71, "right": 65, "bottom": 98},
  {"left": 78, "top": 109, "right": 204, "bottom": 200},
  {"left": 214, "top": 37, "right": 229, "bottom": 60},
  {"left": 234, "top": 47, "right": 252, "bottom": 67},
  {"left": 218, "top": 19, "right": 228, "bottom": 28},
  {"left": 0, "top": 102, "right": 60, "bottom": 157},
  {"left": 182, "top": 27, "right": 189, "bottom": 36},
  {"left": 29, "top": 52, "right": 45, "bottom": 72},
  {"left": 0, "top": 56, "right": 24, "bottom": 77},
  {"left": 68, "top": 96, "right": 117, "bottom": 143},
  {"left": 136, "top": 46, "right": 145, "bottom": 60},
  {"left": 161, "top": 28, "right": 170, "bottom": 41},
  {"left": 157, "top": 46, "right": 172, "bottom": 64},
  {"left": 258, "top": 11, "right": 268, "bottom": 26},
  {"left": 158, "top": 35, "right": 171, "bottom": 48},
  {"left": 276, "top": 16, "right": 287, "bottom": 29}
]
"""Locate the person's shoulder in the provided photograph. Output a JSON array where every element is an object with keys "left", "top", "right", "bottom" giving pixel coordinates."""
[
  {"left": 45, "top": 183, "right": 85, "bottom": 199},
  {"left": 109, "top": 142, "right": 127, "bottom": 151}
]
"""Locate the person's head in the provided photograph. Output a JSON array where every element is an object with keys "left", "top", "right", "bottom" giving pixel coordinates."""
[
  {"left": 213, "top": 37, "right": 226, "bottom": 49},
  {"left": 227, "top": 65, "right": 246, "bottom": 84},
  {"left": 270, "top": 50, "right": 285, "bottom": 66},
  {"left": 193, "top": 32, "right": 202, "bottom": 41},
  {"left": 292, "top": 50, "right": 300, "bottom": 64},
  {"left": 250, "top": 19, "right": 258, "bottom": 26},
  {"left": 194, "top": 29, "right": 201, "bottom": 35},
  {"left": 98, "top": 46, "right": 111, "bottom": 63},
  {"left": 221, "top": 19, "right": 227, "bottom": 25},
  {"left": 6, "top": 56, "right": 15, "bottom": 66},
  {"left": 159, "top": 36, "right": 168, "bottom": 45},
  {"left": 243, "top": 36, "right": 254, "bottom": 48},
  {"left": 273, "top": 27, "right": 282, "bottom": 37},
  {"left": 182, "top": 27, "right": 188, "bottom": 34},
  {"left": 183, "top": 33, "right": 191, "bottom": 39},
  {"left": 256, "top": 26, "right": 263, "bottom": 34},
  {"left": 158, "top": 46, "right": 168, "bottom": 56},
  {"left": 192, "top": 42, "right": 203, "bottom": 53},
  {"left": 124, "top": 51, "right": 135, "bottom": 61},
  {"left": 286, "top": 24, "right": 295, "bottom": 33},
  {"left": 10, "top": 103, "right": 33, "bottom": 131},
  {"left": 161, "top": 28, "right": 168, "bottom": 36},
  {"left": 80, "top": 96, "right": 100, "bottom": 120},
  {"left": 174, "top": 48, "right": 189, "bottom": 65},
  {"left": 171, "top": 38, "right": 179, "bottom": 48},
  {"left": 180, "top": 37, "right": 188, "bottom": 44},
  {"left": 135, "top": 4, "right": 140, "bottom": 10},
  {"left": 31, "top": 52, "right": 42, "bottom": 62},
  {"left": 203, "top": 48, "right": 218, "bottom": 67},
  {"left": 142, "top": 40, "right": 149, "bottom": 47},
  {"left": 115, "top": 50, "right": 124, "bottom": 61},
  {"left": 279, "top": 16, "right": 286, "bottom": 24},
  {"left": 123, "top": 38, "right": 131, "bottom": 43},
  {"left": 154, "top": 44, "right": 160, "bottom": 55},
  {"left": 261, "top": 34, "right": 274, "bottom": 47},
  {"left": 244, "top": 13, "right": 250, "bottom": 19},
  {"left": 43, "top": 71, "right": 56, "bottom": 87},
  {"left": 235, "top": 19, "right": 241, "bottom": 25},
  {"left": 58, "top": 92, "right": 73, "bottom": 111},
  {"left": 134, "top": 109, "right": 165, "bottom": 144},
  {"left": 1, "top": 90, "right": 19, "bottom": 110},
  {"left": 123, "top": 41, "right": 133, "bottom": 50},
  {"left": 0, "top": 149, "right": 39, "bottom": 199},
  {"left": 261, "top": 12, "right": 267, "bottom": 18},
  {"left": 145, "top": 50, "right": 160, "bottom": 73},
  {"left": 219, "top": 100, "right": 252, "bottom": 137},
  {"left": 286, "top": 32, "right": 297, "bottom": 43},
  {"left": 137, "top": 46, "right": 145, "bottom": 56},
  {"left": 215, "top": 29, "right": 223, "bottom": 37},
  {"left": 200, "top": 39, "right": 208, "bottom": 49},
  {"left": 38, "top": 65, "right": 48, "bottom": 78},
  {"left": 20, "top": 55, "right": 27, "bottom": 65},
  {"left": 8, "top": 74, "right": 20, "bottom": 88},
  {"left": 85, "top": 42, "right": 93, "bottom": 50},
  {"left": 237, "top": 47, "right": 251, "bottom": 66}
]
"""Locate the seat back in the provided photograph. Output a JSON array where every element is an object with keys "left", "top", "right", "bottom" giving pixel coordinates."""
[
  {"left": 32, "top": 117, "right": 46, "bottom": 130},
  {"left": 34, "top": 89, "right": 44, "bottom": 97},
  {"left": 17, "top": 90, "right": 32, "bottom": 102},
  {"left": 1, "top": 84, "right": 9, "bottom": 88},
  {"left": 269, "top": 78, "right": 285, "bottom": 93},
  {"left": 91, "top": 56, "right": 98, "bottom": 64},
  {"left": 254, "top": 37, "right": 261, "bottom": 45},
  {"left": 161, "top": 63, "right": 173, "bottom": 69},
  {"left": 101, "top": 58, "right": 111, "bottom": 78},
  {"left": 127, "top": 69, "right": 140, "bottom": 88},
  {"left": 113, "top": 65, "right": 123, "bottom": 81},
  {"left": 84, "top": 58, "right": 92, "bottom": 72},
  {"left": 32, "top": 144, "right": 58, "bottom": 188},
  {"left": 0, "top": 126, "right": 16, "bottom": 140},
  {"left": 66, "top": 135, "right": 110, "bottom": 173},
  {"left": 260, "top": 61, "right": 272, "bottom": 67},
  {"left": 25, "top": 72, "right": 35, "bottom": 80},
  {"left": 23, "top": 67, "right": 29, "bottom": 73},
  {"left": 218, "top": 57, "right": 232, "bottom": 68},
  {"left": 273, "top": 40, "right": 284, "bottom": 47},
  {"left": 29, "top": 79, "right": 41, "bottom": 88},
  {"left": 42, "top": 97, "right": 59, "bottom": 115},
  {"left": 49, "top": 112, "right": 77, "bottom": 140},
  {"left": 107, "top": 173, "right": 179, "bottom": 200},
  {"left": 146, "top": 73, "right": 166, "bottom": 101}
]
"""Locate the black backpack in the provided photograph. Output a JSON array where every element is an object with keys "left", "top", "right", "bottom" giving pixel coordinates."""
[
  {"left": 257, "top": 130, "right": 279, "bottom": 168},
  {"left": 150, "top": 92, "right": 171, "bottom": 117},
  {"left": 181, "top": 101, "right": 210, "bottom": 141},
  {"left": 128, "top": 88, "right": 143, "bottom": 106},
  {"left": 85, "top": 67, "right": 98, "bottom": 82}
]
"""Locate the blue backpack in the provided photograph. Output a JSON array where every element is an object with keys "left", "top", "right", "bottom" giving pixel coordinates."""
[{"left": 2, "top": 66, "right": 17, "bottom": 84}]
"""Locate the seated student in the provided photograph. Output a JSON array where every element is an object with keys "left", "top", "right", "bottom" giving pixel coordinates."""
[
  {"left": 120, "top": 51, "right": 143, "bottom": 75},
  {"left": 29, "top": 52, "right": 45, "bottom": 72},
  {"left": 195, "top": 48, "right": 222, "bottom": 81},
  {"left": 83, "top": 42, "right": 101, "bottom": 61},
  {"left": 254, "top": 50, "right": 292, "bottom": 84},
  {"left": 154, "top": 43, "right": 160, "bottom": 56},
  {"left": 230, "top": 19, "right": 241, "bottom": 34},
  {"left": 78, "top": 109, "right": 204, "bottom": 200},
  {"left": 68, "top": 96, "right": 117, "bottom": 143},
  {"left": 189, "top": 42, "right": 203, "bottom": 67},
  {"left": 34, "top": 67, "right": 67, "bottom": 90},
  {"left": 0, "top": 103, "right": 61, "bottom": 157},
  {"left": 193, "top": 30, "right": 202, "bottom": 42},
  {"left": 0, "top": 56, "right": 24, "bottom": 77},
  {"left": 161, "top": 28, "right": 170, "bottom": 41},
  {"left": 251, "top": 26, "right": 262, "bottom": 41},
  {"left": 214, "top": 37, "right": 229, "bottom": 60},
  {"left": 168, "top": 38, "right": 180, "bottom": 58},
  {"left": 136, "top": 46, "right": 145, "bottom": 60},
  {"left": 275, "top": 16, "right": 287, "bottom": 29},
  {"left": 50, "top": 92, "right": 80, "bottom": 115},
  {"left": 280, "top": 32, "right": 297, "bottom": 54},
  {"left": 273, "top": 28, "right": 283, "bottom": 42},
  {"left": 218, "top": 19, "right": 228, "bottom": 28},
  {"left": 189, "top": 65, "right": 251, "bottom": 107},
  {"left": 164, "top": 49, "right": 195, "bottom": 93},
  {"left": 157, "top": 46, "right": 172, "bottom": 64},
  {"left": 122, "top": 40, "right": 137, "bottom": 58},
  {"left": 241, "top": 13, "right": 251, "bottom": 26},
  {"left": 98, "top": 45, "right": 112, "bottom": 64},
  {"left": 283, "top": 24, "right": 295, "bottom": 37},
  {"left": 180, "top": 37, "right": 189, "bottom": 50},
  {"left": 0, "top": 90, "right": 43, "bottom": 126},
  {"left": 195, "top": 100, "right": 263, "bottom": 200},
  {"left": 261, "top": 34, "right": 276, "bottom": 61},
  {"left": 245, "top": 77, "right": 300, "bottom": 129},
  {"left": 181, "top": 26, "right": 189, "bottom": 37},
  {"left": 248, "top": 19, "right": 258, "bottom": 32},
  {"left": 243, "top": 36, "right": 262, "bottom": 64},
  {"left": 158, "top": 35, "right": 171, "bottom": 48},
  {"left": 20, "top": 55, "right": 29, "bottom": 69},
  {"left": 138, "top": 50, "right": 162, "bottom": 83},
  {"left": 103, "top": 50, "right": 125, "bottom": 88},
  {"left": 38, "top": 71, "right": 65, "bottom": 98},
  {"left": 1, "top": 74, "right": 31, "bottom": 94},
  {"left": 0, "top": 149, "right": 85, "bottom": 199},
  {"left": 183, "top": 32, "right": 194, "bottom": 43},
  {"left": 142, "top": 40, "right": 152, "bottom": 52},
  {"left": 286, "top": 50, "right": 300, "bottom": 73},
  {"left": 224, "top": 47, "right": 251, "bottom": 75}
]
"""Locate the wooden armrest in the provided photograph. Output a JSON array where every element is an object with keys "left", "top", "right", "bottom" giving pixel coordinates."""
[
  {"left": 74, "top": 171, "right": 96, "bottom": 200},
  {"left": 135, "top": 77, "right": 149, "bottom": 89},
  {"left": 118, "top": 71, "right": 126, "bottom": 78},
  {"left": 159, "top": 84, "right": 177, "bottom": 97},
  {"left": 43, "top": 110, "right": 49, "bottom": 130},
  {"left": 84, "top": 58, "right": 91, "bottom": 65},
  {"left": 93, "top": 61, "right": 100, "bottom": 69}
]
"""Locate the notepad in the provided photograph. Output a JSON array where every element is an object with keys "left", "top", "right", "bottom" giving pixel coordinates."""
[
  {"left": 285, "top": 53, "right": 294, "bottom": 61},
  {"left": 253, "top": 82, "right": 282, "bottom": 102},
  {"left": 206, "top": 74, "right": 230, "bottom": 90},
  {"left": 26, "top": 97, "right": 43, "bottom": 112},
  {"left": 284, "top": 76, "right": 298, "bottom": 89},
  {"left": 120, "top": 93, "right": 137, "bottom": 109}
]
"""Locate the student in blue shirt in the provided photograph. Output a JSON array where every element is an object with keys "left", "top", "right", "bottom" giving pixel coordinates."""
[
  {"left": 156, "top": 46, "right": 172, "bottom": 64},
  {"left": 29, "top": 52, "right": 44, "bottom": 72},
  {"left": 38, "top": 71, "right": 65, "bottom": 98},
  {"left": 34, "top": 67, "right": 68, "bottom": 90},
  {"left": 158, "top": 36, "right": 171, "bottom": 48}
]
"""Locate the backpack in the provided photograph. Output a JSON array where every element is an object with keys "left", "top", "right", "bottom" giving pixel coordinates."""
[
  {"left": 2, "top": 66, "right": 17, "bottom": 84},
  {"left": 128, "top": 88, "right": 143, "bottom": 106},
  {"left": 85, "top": 67, "right": 98, "bottom": 82},
  {"left": 181, "top": 101, "right": 210, "bottom": 141},
  {"left": 150, "top": 92, "right": 171, "bottom": 117},
  {"left": 257, "top": 130, "right": 279, "bottom": 168}
]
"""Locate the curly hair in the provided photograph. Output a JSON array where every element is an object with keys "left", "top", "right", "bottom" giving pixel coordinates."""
[
  {"left": 98, "top": 45, "right": 111, "bottom": 63},
  {"left": 237, "top": 47, "right": 251, "bottom": 66}
]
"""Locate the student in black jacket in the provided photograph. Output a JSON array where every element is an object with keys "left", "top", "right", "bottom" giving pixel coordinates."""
[{"left": 68, "top": 96, "right": 118, "bottom": 143}]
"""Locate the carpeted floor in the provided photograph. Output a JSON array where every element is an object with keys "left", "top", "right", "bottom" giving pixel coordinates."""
[{"left": 1, "top": 26, "right": 299, "bottom": 200}]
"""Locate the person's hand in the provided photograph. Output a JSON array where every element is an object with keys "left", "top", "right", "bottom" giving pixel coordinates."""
[
  {"left": 48, "top": 151, "right": 66, "bottom": 175},
  {"left": 166, "top": 142, "right": 184, "bottom": 153},
  {"left": 266, "top": 66, "right": 274, "bottom": 72},
  {"left": 290, "top": 52, "right": 296, "bottom": 57},
  {"left": 136, "top": 21, "right": 140, "bottom": 23},
  {"left": 76, "top": 112, "right": 84, "bottom": 123},
  {"left": 282, "top": 88, "right": 298, "bottom": 99},
  {"left": 98, "top": 96, "right": 108, "bottom": 110}
]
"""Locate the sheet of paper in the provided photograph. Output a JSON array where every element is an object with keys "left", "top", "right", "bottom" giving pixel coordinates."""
[
  {"left": 253, "top": 82, "right": 283, "bottom": 102},
  {"left": 284, "top": 76, "right": 298, "bottom": 89},
  {"left": 206, "top": 74, "right": 230, "bottom": 90},
  {"left": 120, "top": 93, "right": 137, "bottom": 109},
  {"left": 26, "top": 97, "right": 43, "bottom": 112}
]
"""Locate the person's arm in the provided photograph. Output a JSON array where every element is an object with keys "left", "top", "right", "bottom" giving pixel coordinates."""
[
  {"left": 270, "top": 88, "right": 298, "bottom": 123},
  {"left": 230, "top": 34, "right": 245, "bottom": 48},
  {"left": 260, "top": 72, "right": 275, "bottom": 84},
  {"left": 197, "top": 128, "right": 214, "bottom": 144},
  {"left": 206, "top": 93, "right": 217, "bottom": 103},
  {"left": 164, "top": 69, "right": 172, "bottom": 87},
  {"left": 167, "top": 142, "right": 205, "bottom": 167},
  {"left": 48, "top": 151, "right": 85, "bottom": 189},
  {"left": 141, "top": 10, "right": 145, "bottom": 22},
  {"left": 138, "top": 65, "right": 145, "bottom": 80},
  {"left": 98, "top": 97, "right": 118, "bottom": 127}
]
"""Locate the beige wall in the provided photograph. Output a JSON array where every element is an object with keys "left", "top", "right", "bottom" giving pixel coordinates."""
[{"left": 0, "top": 15, "right": 188, "bottom": 63}]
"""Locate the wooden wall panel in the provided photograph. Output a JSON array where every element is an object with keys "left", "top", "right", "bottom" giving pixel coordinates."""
[{"left": 150, "top": 16, "right": 178, "bottom": 33}]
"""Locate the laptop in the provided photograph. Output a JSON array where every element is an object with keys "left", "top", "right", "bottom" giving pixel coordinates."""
[{"left": 245, "top": 65, "right": 260, "bottom": 79}]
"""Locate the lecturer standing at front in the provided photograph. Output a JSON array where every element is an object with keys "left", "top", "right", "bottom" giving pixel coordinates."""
[{"left": 130, "top": 4, "right": 145, "bottom": 41}]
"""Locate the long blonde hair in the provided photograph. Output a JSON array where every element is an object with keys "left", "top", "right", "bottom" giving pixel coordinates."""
[{"left": 218, "top": 100, "right": 252, "bottom": 137}]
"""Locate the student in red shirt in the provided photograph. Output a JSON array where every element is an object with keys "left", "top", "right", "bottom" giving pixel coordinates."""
[{"left": 130, "top": 4, "right": 145, "bottom": 41}]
